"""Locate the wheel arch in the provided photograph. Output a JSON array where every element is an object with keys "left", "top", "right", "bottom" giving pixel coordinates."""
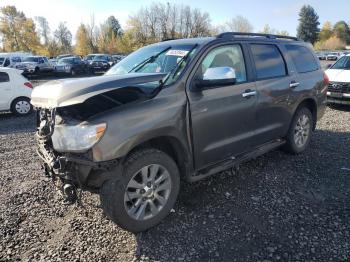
[
  {"left": 294, "top": 98, "right": 317, "bottom": 130},
  {"left": 10, "top": 96, "right": 31, "bottom": 107},
  {"left": 123, "top": 135, "right": 191, "bottom": 180},
  {"left": 10, "top": 96, "right": 32, "bottom": 114}
]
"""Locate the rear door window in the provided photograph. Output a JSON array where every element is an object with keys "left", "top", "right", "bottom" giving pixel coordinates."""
[
  {"left": 250, "top": 44, "right": 287, "bottom": 80},
  {"left": 285, "top": 45, "right": 318, "bottom": 73},
  {"left": 0, "top": 72, "right": 10, "bottom": 82},
  {"left": 11, "top": 57, "right": 21, "bottom": 63}
]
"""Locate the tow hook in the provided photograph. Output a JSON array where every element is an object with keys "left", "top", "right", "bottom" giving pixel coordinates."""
[{"left": 62, "top": 184, "right": 77, "bottom": 205}]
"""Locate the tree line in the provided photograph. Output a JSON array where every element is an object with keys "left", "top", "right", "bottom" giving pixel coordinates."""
[
  {"left": 0, "top": 3, "right": 349, "bottom": 57},
  {"left": 296, "top": 5, "right": 350, "bottom": 50}
]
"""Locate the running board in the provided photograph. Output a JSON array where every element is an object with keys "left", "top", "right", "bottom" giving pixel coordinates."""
[{"left": 188, "top": 139, "right": 285, "bottom": 182}]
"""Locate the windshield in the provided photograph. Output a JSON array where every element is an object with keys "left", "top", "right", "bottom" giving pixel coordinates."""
[
  {"left": 23, "top": 57, "right": 39, "bottom": 63},
  {"left": 86, "top": 55, "right": 95, "bottom": 60},
  {"left": 93, "top": 55, "right": 108, "bottom": 61},
  {"left": 105, "top": 44, "right": 197, "bottom": 78},
  {"left": 331, "top": 56, "right": 350, "bottom": 70},
  {"left": 58, "top": 58, "right": 74, "bottom": 64}
]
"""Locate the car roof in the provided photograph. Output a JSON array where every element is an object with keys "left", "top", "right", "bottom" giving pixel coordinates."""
[
  {"left": 60, "top": 56, "right": 78, "bottom": 59},
  {"left": 57, "top": 54, "right": 73, "bottom": 58},
  {"left": 148, "top": 37, "right": 214, "bottom": 48},
  {"left": 146, "top": 33, "right": 306, "bottom": 49}
]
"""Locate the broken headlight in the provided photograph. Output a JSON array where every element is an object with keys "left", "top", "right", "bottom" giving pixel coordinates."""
[{"left": 51, "top": 123, "right": 106, "bottom": 152}]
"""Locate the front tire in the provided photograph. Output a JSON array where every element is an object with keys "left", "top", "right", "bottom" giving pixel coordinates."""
[
  {"left": 70, "top": 68, "right": 76, "bottom": 76},
  {"left": 284, "top": 107, "right": 313, "bottom": 154},
  {"left": 11, "top": 97, "right": 33, "bottom": 116},
  {"left": 100, "top": 148, "right": 180, "bottom": 232}
]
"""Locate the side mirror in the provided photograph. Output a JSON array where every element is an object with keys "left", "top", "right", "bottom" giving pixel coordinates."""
[
  {"left": 326, "top": 64, "right": 332, "bottom": 69},
  {"left": 195, "top": 67, "right": 236, "bottom": 89}
]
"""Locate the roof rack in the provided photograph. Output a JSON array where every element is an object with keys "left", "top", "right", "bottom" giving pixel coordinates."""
[
  {"left": 217, "top": 32, "right": 299, "bottom": 41},
  {"left": 161, "top": 38, "right": 177, "bottom": 42}
]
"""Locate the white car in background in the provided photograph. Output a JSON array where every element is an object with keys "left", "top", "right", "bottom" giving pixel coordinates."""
[
  {"left": 325, "top": 54, "right": 350, "bottom": 105},
  {"left": 0, "top": 52, "right": 32, "bottom": 68},
  {"left": 0, "top": 67, "right": 33, "bottom": 115},
  {"left": 326, "top": 52, "right": 342, "bottom": 61}
]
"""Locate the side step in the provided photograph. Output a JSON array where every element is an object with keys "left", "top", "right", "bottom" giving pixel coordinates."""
[{"left": 188, "top": 139, "right": 285, "bottom": 182}]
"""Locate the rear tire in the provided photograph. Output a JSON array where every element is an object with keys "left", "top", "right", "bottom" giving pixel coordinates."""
[
  {"left": 284, "top": 107, "right": 313, "bottom": 154},
  {"left": 11, "top": 97, "right": 33, "bottom": 116},
  {"left": 100, "top": 148, "right": 180, "bottom": 232}
]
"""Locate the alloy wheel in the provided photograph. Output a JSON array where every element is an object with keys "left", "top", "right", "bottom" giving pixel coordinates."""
[
  {"left": 294, "top": 114, "right": 311, "bottom": 148},
  {"left": 124, "top": 164, "right": 172, "bottom": 221}
]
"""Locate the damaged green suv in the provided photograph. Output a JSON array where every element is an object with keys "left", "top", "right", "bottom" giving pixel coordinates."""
[{"left": 32, "top": 33, "right": 327, "bottom": 232}]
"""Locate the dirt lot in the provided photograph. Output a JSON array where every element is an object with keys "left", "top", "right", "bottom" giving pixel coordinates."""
[{"left": 0, "top": 101, "right": 350, "bottom": 261}]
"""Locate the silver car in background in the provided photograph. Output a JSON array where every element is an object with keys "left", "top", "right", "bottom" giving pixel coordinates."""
[{"left": 15, "top": 56, "right": 54, "bottom": 75}]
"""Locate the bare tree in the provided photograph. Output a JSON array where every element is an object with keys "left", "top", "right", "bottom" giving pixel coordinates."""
[
  {"left": 191, "top": 8, "right": 211, "bottom": 37},
  {"left": 54, "top": 22, "right": 72, "bottom": 53},
  {"left": 35, "top": 16, "right": 50, "bottom": 45},
  {"left": 260, "top": 24, "right": 290, "bottom": 36},
  {"left": 225, "top": 15, "right": 253, "bottom": 32},
  {"left": 127, "top": 2, "right": 212, "bottom": 43},
  {"left": 86, "top": 14, "right": 99, "bottom": 52}
]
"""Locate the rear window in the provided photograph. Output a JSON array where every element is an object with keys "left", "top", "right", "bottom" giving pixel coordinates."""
[
  {"left": 285, "top": 45, "right": 318, "bottom": 73},
  {"left": 250, "top": 44, "right": 286, "bottom": 80},
  {"left": 0, "top": 72, "right": 9, "bottom": 82}
]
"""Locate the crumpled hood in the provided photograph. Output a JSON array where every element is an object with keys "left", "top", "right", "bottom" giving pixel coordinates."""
[
  {"left": 325, "top": 69, "right": 350, "bottom": 82},
  {"left": 31, "top": 73, "right": 166, "bottom": 108}
]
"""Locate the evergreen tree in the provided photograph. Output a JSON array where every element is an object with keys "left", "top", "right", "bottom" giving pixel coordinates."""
[
  {"left": 106, "top": 16, "right": 122, "bottom": 38},
  {"left": 297, "top": 5, "right": 320, "bottom": 44}
]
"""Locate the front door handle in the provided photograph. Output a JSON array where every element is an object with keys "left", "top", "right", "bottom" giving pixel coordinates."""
[
  {"left": 290, "top": 81, "right": 300, "bottom": 88},
  {"left": 242, "top": 89, "right": 257, "bottom": 98}
]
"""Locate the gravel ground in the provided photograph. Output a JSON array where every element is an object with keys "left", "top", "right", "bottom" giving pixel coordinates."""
[{"left": 0, "top": 104, "right": 349, "bottom": 261}]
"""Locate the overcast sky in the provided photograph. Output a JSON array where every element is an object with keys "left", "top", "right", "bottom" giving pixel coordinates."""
[{"left": 1, "top": 0, "right": 349, "bottom": 38}]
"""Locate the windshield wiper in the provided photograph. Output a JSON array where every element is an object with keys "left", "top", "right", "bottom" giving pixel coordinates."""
[
  {"left": 128, "top": 46, "right": 172, "bottom": 73},
  {"left": 159, "top": 44, "right": 198, "bottom": 89}
]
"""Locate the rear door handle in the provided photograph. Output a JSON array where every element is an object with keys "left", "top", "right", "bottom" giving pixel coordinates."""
[
  {"left": 242, "top": 89, "right": 257, "bottom": 98},
  {"left": 290, "top": 81, "right": 300, "bottom": 88}
]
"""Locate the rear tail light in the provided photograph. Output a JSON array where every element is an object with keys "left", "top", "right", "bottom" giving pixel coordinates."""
[
  {"left": 24, "top": 82, "right": 33, "bottom": 89},
  {"left": 323, "top": 73, "right": 329, "bottom": 86}
]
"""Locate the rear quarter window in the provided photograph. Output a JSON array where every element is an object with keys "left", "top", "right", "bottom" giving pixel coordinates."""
[
  {"left": 250, "top": 44, "right": 286, "bottom": 80},
  {"left": 285, "top": 45, "right": 319, "bottom": 73}
]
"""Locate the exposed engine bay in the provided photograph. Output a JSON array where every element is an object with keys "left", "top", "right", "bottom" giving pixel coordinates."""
[
  {"left": 34, "top": 83, "right": 158, "bottom": 203},
  {"left": 31, "top": 73, "right": 169, "bottom": 203},
  {"left": 36, "top": 107, "right": 120, "bottom": 204}
]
